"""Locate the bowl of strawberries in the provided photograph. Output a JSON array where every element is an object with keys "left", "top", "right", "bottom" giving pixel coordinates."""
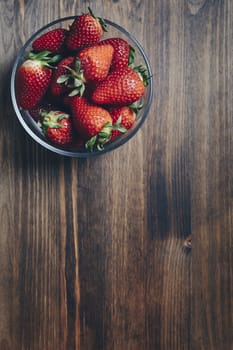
[{"left": 11, "top": 8, "right": 153, "bottom": 157}]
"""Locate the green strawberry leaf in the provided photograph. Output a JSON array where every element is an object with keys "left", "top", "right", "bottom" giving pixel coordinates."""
[
  {"left": 85, "top": 122, "right": 113, "bottom": 151},
  {"left": 28, "top": 50, "right": 62, "bottom": 68},
  {"left": 59, "top": 59, "right": 86, "bottom": 95},
  {"left": 88, "top": 6, "right": 108, "bottom": 32},
  {"left": 85, "top": 135, "right": 97, "bottom": 152},
  {"left": 128, "top": 46, "right": 135, "bottom": 66},
  {"left": 57, "top": 113, "right": 69, "bottom": 121},
  {"left": 113, "top": 116, "right": 127, "bottom": 133},
  {"left": 114, "top": 125, "right": 127, "bottom": 133},
  {"left": 73, "top": 78, "right": 83, "bottom": 87},
  {"left": 98, "top": 17, "right": 108, "bottom": 32},
  {"left": 129, "top": 102, "right": 144, "bottom": 113},
  {"left": 68, "top": 89, "right": 80, "bottom": 97},
  {"left": 98, "top": 131, "right": 110, "bottom": 138},
  {"left": 40, "top": 110, "right": 69, "bottom": 131},
  {"left": 43, "top": 121, "right": 62, "bottom": 129},
  {"left": 134, "top": 65, "right": 150, "bottom": 87},
  {"left": 57, "top": 75, "right": 70, "bottom": 84},
  {"left": 97, "top": 144, "right": 105, "bottom": 151},
  {"left": 50, "top": 54, "right": 63, "bottom": 64},
  {"left": 74, "top": 58, "right": 82, "bottom": 71},
  {"left": 80, "top": 85, "right": 85, "bottom": 96},
  {"left": 68, "top": 85, "right": 85, "bottom": 97}
]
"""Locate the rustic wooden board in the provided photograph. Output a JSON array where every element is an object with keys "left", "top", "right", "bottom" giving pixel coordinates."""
[{"left": 0, "top": 1, "right": 232, "bottom": 349}]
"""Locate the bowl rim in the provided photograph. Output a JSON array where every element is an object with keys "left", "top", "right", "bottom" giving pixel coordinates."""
[{"left": 10, "top": 16, "right": 153, "bottom": 158}]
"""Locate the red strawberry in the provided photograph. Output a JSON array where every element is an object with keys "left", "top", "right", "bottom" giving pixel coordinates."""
[
  {"left": 99, "top": 38, "right": 135, "bottom": 70},
  {"left": 66, "top": 7, "right": 107, "bottom": 51},
  {"left": 70, "top": 96, "right": 113, "bottom": 150},
  {"left": 55, "top": 45, "right": 113, "bottom": 98},
  {"left": 40, "top": 110, "right": 73, "bottom": 146},
  {"left": 92, "top": 66, "right": 148, "bottom": 106},
  {"left": 15, "top": 51, "right": 59, "bottom": 109},
  {"left": 70, "top": 96, "right": 126, "bottom": 150},
  {"left": 32, "top": 28, "right": 68, "bottom": 54},
  {"left": 49, "top": 56, "right": 75, "bottom": 97},
  {"left": 109, "top": 106, "right": 136, "bottom": 140},
  {"left": 77, "top": 44, "right": 114, "bottom": 82}
]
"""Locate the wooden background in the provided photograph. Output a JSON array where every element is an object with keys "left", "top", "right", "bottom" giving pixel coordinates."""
[{"left": 0, "top": 0, "right": 232, "bottom": 349}]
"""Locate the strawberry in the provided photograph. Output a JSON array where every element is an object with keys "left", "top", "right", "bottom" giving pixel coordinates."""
[
  {"left": 66, "top": 7, "right": 107, "bottom": 51},
  {"left": 70, "top": 96, "right": 123, "bottom": 151},
  {"left": 99, "top": 37, "right": 135, "bottom": 70},
  {"left": 92, "top": 66, "right": 148, "bottom": 106},
  {"left": 70, "top": 96, "right": 111, "bottom": 138},
  {"left": 55, "top": 45, "right": 113, "bottom": 98},
  {"left": 40, "top": 110, "right": 73, "bottom": 146},
  {"left": 32, "top": 28, "right": 68, "bottom": 54},
  {"left": 16, "top": 51, "right": 61, "bottom": 109},
  {"left": 77, "top": 43, "right": 114, "bottom": 82},
  {"left": 49, "top": 56, "right": 75, "bottom": 97},
  {"left": 109, "top": 106, "right": 136, "bottom": 140},
  {"left": 70, "top": 96, "right": 127, "bottom": 150}
]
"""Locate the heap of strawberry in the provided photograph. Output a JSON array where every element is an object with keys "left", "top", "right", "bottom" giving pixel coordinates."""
[{"left": 16, "top": 8, "right": 149, "bottom": 151}]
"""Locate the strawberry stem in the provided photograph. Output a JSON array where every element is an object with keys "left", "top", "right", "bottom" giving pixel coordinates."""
[
  {"left": 85, "top": 122, "right": 113, "bottom": 151},
  {"left": 113, "top": 116, "right": 127, "bottom": 133},
  {"left": 85, "top": 118, "right": 128, "bottom": 152},
  {"left": 56, "top": 58, "right": 86, "bottom": 97},
  {"left": 88, "top": 6, "right": 108, "bottom": 32},
  {"left": 40, "top": 110, "right": 69, "bottom": 132}
]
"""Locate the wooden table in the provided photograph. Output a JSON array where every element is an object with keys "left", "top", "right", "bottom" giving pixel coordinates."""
[{"left": 0, "top": 1, "right": 232, "bottom": 349}]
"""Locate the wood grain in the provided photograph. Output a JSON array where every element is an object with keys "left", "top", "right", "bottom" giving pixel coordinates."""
[
  {"left": 188, "top": 2, "right": 233, "bottom": 349},
  {"left": 0, "top": 0, "right": 232, "bottom": 349}
]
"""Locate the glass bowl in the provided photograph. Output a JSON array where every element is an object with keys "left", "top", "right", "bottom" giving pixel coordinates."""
[{"left": 11, "top": 16, "right": 153, "bottom": 157}]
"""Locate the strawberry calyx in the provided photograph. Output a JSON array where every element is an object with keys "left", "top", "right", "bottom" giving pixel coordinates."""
[
  {"left": 56, "top": 58, "right": 86, "bottom": 97},
  {"left": 128, "top": 102, "right": 144, "bottom": 113},
  {"left": 85, "top": 121, "right": 112, "bottom": 151},
  {"left": 40, "top": 109, "right": 69, "bottom": 131},
  {"left": 133, "top": 65, "right": 150, "bottom": 87},
  {"left": 128, "top": 45, "right": 135, "bottom": 66},
  {"left": 28, "top": 50, "right": 62, "bottom": 68},
  {"left": 112, "top": 116, "right": 128, "bottom": 133},
  {"left": 87, "top": 6, "right": 108, "bottom": 32},
  {"left": 85, "top": 117, "right": 127, "bottom": 151}
]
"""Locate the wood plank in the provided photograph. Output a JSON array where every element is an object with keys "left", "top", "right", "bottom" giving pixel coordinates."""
[
  {"left": 0, "top": 1, "right": 81, "bottom": 349},
  {"left": 187, "top": 1, "right": 233, "bottom": 349},
  {"left": 0, "top": 0, "right": 232, "bottom": 349},
  {"left": 77, "top": 1, "right": 191, "bottom": 349}
]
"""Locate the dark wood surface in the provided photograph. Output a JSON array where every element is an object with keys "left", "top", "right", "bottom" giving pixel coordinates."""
[{"left": 0, "top": 1, "right": 232, "bottom": 349}]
